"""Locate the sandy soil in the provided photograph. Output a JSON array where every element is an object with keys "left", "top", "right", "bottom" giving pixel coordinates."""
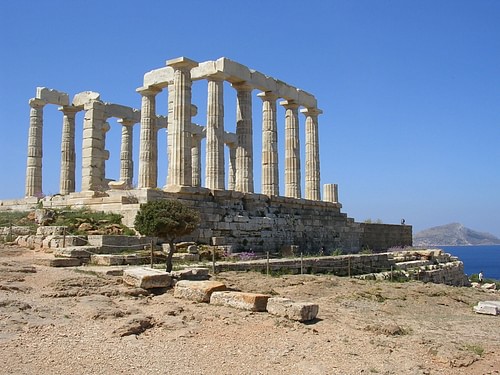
[{"left": 0, "top": 245, "right": 499, "bottom": 375}]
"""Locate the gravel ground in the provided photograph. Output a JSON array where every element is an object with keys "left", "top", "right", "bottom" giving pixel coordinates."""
[{"left": 0, "top": 245, "right": 499, "bottom": 375}]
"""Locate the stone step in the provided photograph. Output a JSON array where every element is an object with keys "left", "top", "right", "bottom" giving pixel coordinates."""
[
  {"left": 90, "top": 254, "right": 148, "bottom": 266},
  {"left": 123, "top": 267, "right": 172, "bottom": 289},
  {"left": 53, "top": 247, "right": 99, "bottom": 259},
  {"left": 173, "top": 280, "right": 227, "bottom": 303},
  {"left": 169, "top": 267, "right": 209, "bottom": 281},
  {"left": 210, "top": 291, "right": 270, "bottom": 312}
]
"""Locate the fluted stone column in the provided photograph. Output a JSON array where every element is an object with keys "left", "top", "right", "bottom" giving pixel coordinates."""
[
  {"left": 100, "top": 121, "right": 111, "bottom": 186},
  {"left": 301, "top": 107, "right": 322, "bottom": 201},
  {"left": 137, "top": 87, "right": 161, "bottom": 189},
  {"left": 233, "top": 82, "right": 254, "bottom": 193},
  {"left": 81, "top": 101, "right": 107, "bottom": 192},
  {"left": 205, "top": 75, "right": 225, "bottom": 190},
  {"left": 191, "top": 134, "right": 202, "bottom": 187},
  {"left": 281, "top": 100, "right": 301, "bottom": 198},
  {"left": 167, "top": 57, "right": 198, "bottom": 187},
  {"left": 118, "top": 119, "right": 135, "bottom": 187},
  {"left": 323, "top": 183, "right": 338, "bottom": 203},
  {"left": 59, "top": 106, "right": 79, "bottom": 195},
  {"left": 227, "top": 143, "right": 237, "bottom": 191},
  {"left": 259, "top": 91, "right": 279, "bottom": 196},
  {"left": 25, "top": 98, "right": 45, "bottom": 197}
]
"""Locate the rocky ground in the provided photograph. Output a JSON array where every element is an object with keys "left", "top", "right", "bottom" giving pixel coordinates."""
[{"left": 0, "top": 245, "right": 499, "bottom": 375}]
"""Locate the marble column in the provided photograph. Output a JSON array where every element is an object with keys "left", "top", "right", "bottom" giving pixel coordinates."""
[
  {"left": 81, "top": 101, "right": 107, "bottom": 192},
  {"left": 258, "top": 91, "right": 279, "bottom": 196},
  {"left": 233, "top": 82, "right": 254, "bottom": 193},
  {"left": 191, "top": 134, "right": 202, "bottom": 187},
  {"left": 59, "top": 106, "right": 79, "bottom": 195},
  {"left": 323, "top": 183, "right": 338, "bottom": 203},
  {"left": 25, "top": 98, "right": 45, "bottom": 197},
  {"left": 205, "top": 75, "right": 225, "bottom": 190},
  {"left": 281, "top": 100, "right": 301, "bottom": 198},
  {"left": 137, "top": 87, "right": 161, "bottom": 189},
  {"left": 118, "top": 119, "right": 135, "bottom": 187},
  {"left": 167, "top": 57, "right": 198, "bottom": 186},
  {"left": 301, "top": 107, "right": 322, "bottom": 201},
  {"left": 227, "top": 143, "right": 237, "bottom": 191}
]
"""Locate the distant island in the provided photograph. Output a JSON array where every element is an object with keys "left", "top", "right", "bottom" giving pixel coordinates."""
[{"left": 413, "top": 223, "right": 500, "bottom": 246}]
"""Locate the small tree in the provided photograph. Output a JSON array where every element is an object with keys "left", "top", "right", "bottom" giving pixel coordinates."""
[{"left": 134, "top": 200, "right": 200, "bottom": 272}]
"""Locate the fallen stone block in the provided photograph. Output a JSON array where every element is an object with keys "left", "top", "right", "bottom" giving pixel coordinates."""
[
  {"left": 123, "top": 268, "right": 172, "bottom": 289},
  {"left": 35, "top": 257, "right": 82, "bottom": 267},
  {"left": 54, "top": 247, "right": 97, "bottom": 259},
  {"left": 473, "top": 301, "right": 500, "bottom": 316},
  {"left": 91, "top": 254, "right": 124, "bottom": 266},
  {"left": 210, "top": 291, "right": 270, "bottom": 312},
  {"left": 170, "top": 267, "right": 209, "bottom": 280},
  {"left": 174, "top": 280, "right": 227, "bottom": 303},
  {"left": 267, "top": 297, "right": 319, "bottom": 322}
]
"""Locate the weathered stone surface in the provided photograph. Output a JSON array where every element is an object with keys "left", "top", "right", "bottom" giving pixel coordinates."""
[
  {"left": 123, "top": 268, "right": 172, "bottom": 289},
  {"left": 53, "top": 247, "right": 95, "bottom": 259},
  {"left": 210, "top": 291, "right": 270, "bottom": 312},
  {"left": 174, "top": 280, "right": 226, "bottom": 303},
  {"left": 170, "top": 267, "right": 209, "bottom": 280},
  {"left": 35, "top": 257, "right": 81, "bottom": 267},
  {"left": 473, "top": 301, "right": 500, "bottom": 316},
  {"left": 267, "top": 297, "right": 319, "bottom": 322}
]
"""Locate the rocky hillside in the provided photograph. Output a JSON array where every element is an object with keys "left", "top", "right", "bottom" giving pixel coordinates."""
[{"left": 414, "top": 223, "right": 500, "bottom": 246}]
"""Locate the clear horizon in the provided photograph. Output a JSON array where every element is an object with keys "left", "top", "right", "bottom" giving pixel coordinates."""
[{"left": 1, "top": 1, "right": 499, "bottom": 237}]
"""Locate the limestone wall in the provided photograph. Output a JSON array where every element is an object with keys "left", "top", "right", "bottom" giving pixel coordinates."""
[{"left": 360, "top": 223, "right": 412, "bottom": 251}]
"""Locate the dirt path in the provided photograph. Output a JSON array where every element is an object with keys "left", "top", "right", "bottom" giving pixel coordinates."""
[{"left": 0, "top": 245, "right": 499, "bottom": 375}]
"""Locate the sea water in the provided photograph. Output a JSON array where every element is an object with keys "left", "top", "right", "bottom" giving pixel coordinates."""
[{"left": 439, "top": 245, "right": 500, "bottom": 280}]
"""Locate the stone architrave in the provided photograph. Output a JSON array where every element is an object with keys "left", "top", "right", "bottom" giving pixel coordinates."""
[
  {"left": 81, "top": 100, "right": 107, "bottom": 192},
  {"left": 301, "top": 107, "right": 322, "bottom": 201},
  {"left": 205, "top": 75, "right": 226, "bottom": 190},
  {"left": 233, "top": 82, "right": 254, "bottom": 193},
  {"left": 281, "top": 100, "right": 301, "bottom": 199},
  {"left": 259, "top": 91, "right": 279, "bottom": 196},
  {"left": 166, "top": 57, "right": 198, "bottom": 187},
  {"left": 59, "top": 106, "right": 79, "bottom": 195},
  {"left": 118, "top": 119, "right": 135, "bottom": 187},
  {"left": 137, "top": 86, "right": 161, "bottom": 189},
  {"left": 25, "top": 98, "right": 45, "bottom": 197}
]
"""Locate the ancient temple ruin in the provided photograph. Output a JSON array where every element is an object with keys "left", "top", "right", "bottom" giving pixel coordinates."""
[{"left": 6, "top": 57, "right": 412, "bottom": 252}]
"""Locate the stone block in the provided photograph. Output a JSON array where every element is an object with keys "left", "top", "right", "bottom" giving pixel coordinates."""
[
  {"left": 267, "top": 297, "right": 319, "bottom": 322},
  {"left": 174, "top": 280, "right": 227, "bottom": 303},
  {"left": 250, "top": 70, "right": 277, "bottom": 92},
  {"left": 473, "top": 301, "right": 500, "bottom": 316},
  {"left": 170, "top": 267, "right": 209, "bottom": 280},
  {"left": 91, "top": 254, "right": 125, "bottom": 266},
  {"left": 36, "top": 226, "right": 67, "bottom": 236},
  {"left": 72, "top": 91, "right": 100, "bottom": 107},
  {"left": 216, "top": 57, "right": 251, "bottom": 83},
  {"left": 276, "top": 80, "right": 299, "bottom": 101},
  {"left": 123, "top": 268, "right": 172, "bottom": 289},
  {"left": 210, "top": 291, "right": 270, "bottom": 312},
  {"left": 35, "top": 257, "right": 81, "bottom": 267},
  {"left": 143, "top": 66, "right": 173, "bottom": 88},
  {"left": 36, "top": 87, "right": 69, "bottom": 106},
  {"left": 297, "top": 89, "right": 317, "bottom": 108},
  {"left": 54, "top": 247, "right": 95, "bottom": 259}
]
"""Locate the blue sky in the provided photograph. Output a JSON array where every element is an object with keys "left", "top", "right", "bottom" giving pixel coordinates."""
[{"left": 1, "top": 0, "right": 499, "bottom": 237}]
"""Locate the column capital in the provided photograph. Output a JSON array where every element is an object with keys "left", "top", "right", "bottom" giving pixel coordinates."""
[
  {"left": 300, "top": 107, "right": 323, "bottom": 116},
  {"left": 167, "top": 56, "right": 199, "bottom": 71},
  {"left": 118, "top": 118, "right": 137, "bottom": 127},
  {"left": 279, "top": 99, "right": 300, "bottom": 109},
  {"left": 136, "top": 86, "right": 162, "bottom": 96},
  {"left": 58, "top": 105, "right": 80, "bottom": 115},
  {"left": 29, "top": 98, "right": 46, "bottom": 109},
  {"left": 232, "top": 81, "right": 253, "bottom": 92},
  {"left": 257, "top": 91, "right": 279, "bottom": 101}
]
